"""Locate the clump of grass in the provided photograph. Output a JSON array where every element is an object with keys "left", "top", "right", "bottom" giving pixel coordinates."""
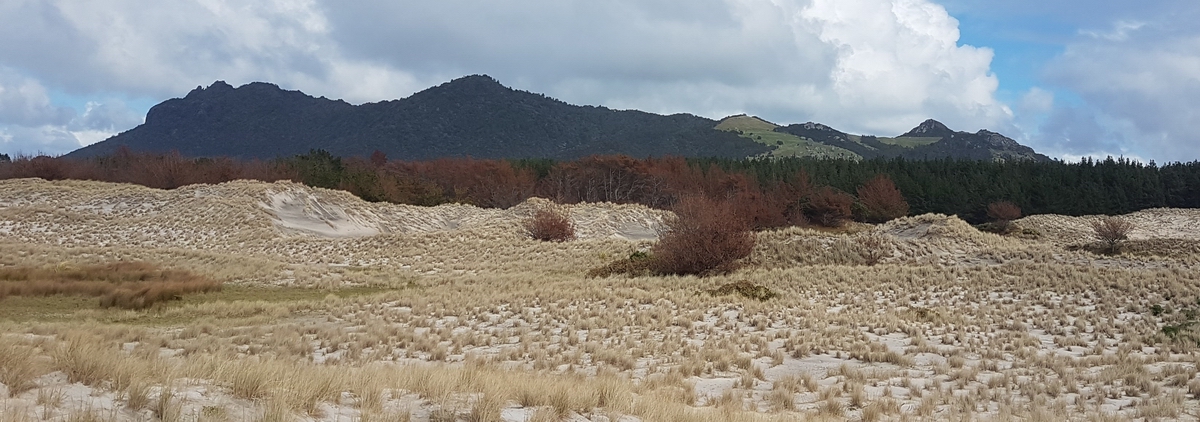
[
  {"left": 705, "top": 281, "right": 778, "bottom": 301},
  {"left": 0, "top": 262, "right": 221, "bottom": 309},
  {"left": 586, "top": 251, "right": 653, "bottom": 278},
  {"left": 0, "top": 338, "right": 40, "bottom": 395}
]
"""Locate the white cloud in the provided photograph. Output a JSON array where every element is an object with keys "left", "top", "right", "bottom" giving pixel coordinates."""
[
  {"left": 797, "top": 0, "right": 1010, "bottom": 134},
  {"left": 0, "top": 0, "right": 429, "bottom": 103},
  {"left": 0, "top": 69, "right": 145, "bottom": 156},
  {"left": 1080, "top": 20, "right": 1145, "bottom": 41},
  {"left": 0, "top": 125, "right": 82, "bottom": 156},
  {"left": 1018, "top": 88, "right": 1054, "bottom": 114},
  {"left": 1045, "top": 16, "right": 1200, "bottom": 162},
  {"left": 0, "top": 69, "right": 73, "bottom": 127},
  {"left": 0, "top": 0, "right": 1013, "bottom": 155}
]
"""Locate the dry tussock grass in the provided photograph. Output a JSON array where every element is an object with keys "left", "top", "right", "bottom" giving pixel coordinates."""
[
  {"left": 5, "top": 179, "right": 1200, "bottom": 421},
  {"left": 0, "top": 262, "right": 221, "bottom": 309}
]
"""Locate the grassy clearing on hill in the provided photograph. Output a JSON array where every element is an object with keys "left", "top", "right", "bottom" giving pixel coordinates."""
[
  {"left": 849, "top": 135, "right": 942, "bottom": 148},
  {"left": 717, "top": 115, "right": 861, "bottom": 160}
]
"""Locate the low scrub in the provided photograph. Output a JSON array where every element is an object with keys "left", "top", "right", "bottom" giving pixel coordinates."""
[
  {"left": 587, "top": 251, "right": 654, "bottom": 278},
  {"left": 0, "top": 262, "right": 221, "bottom": 309},
  {"left": 986, "top": 201, "right": 1022, "bottom": 233},
  {"left": 1092, "top": 216, "right": 1135, "bottom": 254},
  {"left": 523, "top": 207, "right": 576, "bottom": 242},
  {"left": 649, "top": 196, "right": 755, "bottom": 276}
]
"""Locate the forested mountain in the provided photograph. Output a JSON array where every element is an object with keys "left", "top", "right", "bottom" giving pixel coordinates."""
[
  {"left": 65, "top": 76, "right": 770, "bottom": 160},
  {"left": 65, "top": 75, "right": 1049, "bottom": 162}
]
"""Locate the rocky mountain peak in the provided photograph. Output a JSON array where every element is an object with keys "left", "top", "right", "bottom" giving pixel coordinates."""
[{"left": 901, "top": 119, "right": 955, "bottom": 138}]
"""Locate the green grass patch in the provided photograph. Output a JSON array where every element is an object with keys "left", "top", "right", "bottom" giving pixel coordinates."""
[
  {"left": 867, "top": 136, "right": 941, "bottom": 148},
  {"left": 716, "top": 115, "right": 860, "bottom": 159},
  {"left": 0, "top": 295, "right": 97, "bottom": 322}
]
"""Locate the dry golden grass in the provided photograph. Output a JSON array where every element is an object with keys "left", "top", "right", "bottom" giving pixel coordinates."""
[
  {"left": 0, "top": 262, "right": 221, "bottom": 309},
  {"left": 4, "top": 179, "right": 1200, "bottom": 421}
]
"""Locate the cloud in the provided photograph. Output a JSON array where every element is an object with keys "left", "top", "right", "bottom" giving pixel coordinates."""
[
  {"left": 1044, "top": 10, "right": 1200, "bottom": 162},
  {"left": 0, "top": 125, "right": 83, "bottom": 156},
  {"left": 799, "top": 0, "right": 1010, "bottom": 134},
  {"left": 0, "top": 67, "right": 144, "bottom": 156},
  {"left": 0, "top": 69, "right": 73, "bottom": 127},
  {"left": 322, "top": 0, "right": 1010, "bottom": 135},
  {"left": 1079, "top": 20, "right": 1145, "bottom": 41},
  {"left": 0, "top": 0, "right": 428, "bottom": 103},
  {"left": 0, "top": 0, "right": 1012, "bottom": 155},
  {"left": 1018, "top": 87, "right": 1054, "bottom": 114}
]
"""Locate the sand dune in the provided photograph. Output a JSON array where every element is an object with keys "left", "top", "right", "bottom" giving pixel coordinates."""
[{"left": 2, "top": 178, "right": 1199, "bottom": 421}]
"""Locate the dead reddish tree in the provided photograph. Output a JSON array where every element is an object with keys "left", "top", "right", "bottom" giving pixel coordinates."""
[
  {"left": 804, "top": 187, "right": 855, "bottom": 227},
  {"left": 856, "top": 174, "right": 909, "bottom": 223},
  {"left": 538, "top": 155, "right": 649, "bottom": 204},
  {"left": 986, "top": 201, "right": 1022, "bottom": 233}
]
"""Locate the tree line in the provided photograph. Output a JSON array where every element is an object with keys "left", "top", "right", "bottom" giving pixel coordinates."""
[{"left": 2, "top": 149, "right": 1197, "bottom": 226}]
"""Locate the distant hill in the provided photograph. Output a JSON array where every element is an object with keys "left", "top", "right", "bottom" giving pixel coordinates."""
[
  {"left": 773, "top": 118, "right": 1050, "bottom": 162},
  {"left": 67, "top": 76, "right": 770, "bottom": 160},
  {"left": 67, "top": 75, "right": 1047, "bottom": 162}
]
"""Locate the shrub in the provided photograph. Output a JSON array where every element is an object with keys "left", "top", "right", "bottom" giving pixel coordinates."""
[
  {"left": 986, "top": 201, "right": 1022, "bottom": 233},
  {"left": 524, "top": 207, "right": 576, "bottom": 242},
  {"left": 649, "top": 195, "right": 755, "bottom": 276},
  {"left": 804, "top": 187, "right": 855, "bottom": 227},
  {"left": 1092, "top": 216, "right": 1134, "bottom": 253},
  {"left": 856, "top": 174, "right": 908, "bottom": 223}
]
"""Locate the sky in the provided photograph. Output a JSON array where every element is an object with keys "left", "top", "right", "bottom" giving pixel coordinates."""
[{"left": 0, "top": 0, "right": 1197, "bottom": 163}]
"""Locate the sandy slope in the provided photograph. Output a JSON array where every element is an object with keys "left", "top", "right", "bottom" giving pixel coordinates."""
[
  {"left": 1017, "top": 208, "right": 1200, "bottom": 245},
  {"left": 3, "top": 178, "right": 1200, "bottom": 422},
  {"left": 0, "top": 178, "right": 667, "bottom": 243}
]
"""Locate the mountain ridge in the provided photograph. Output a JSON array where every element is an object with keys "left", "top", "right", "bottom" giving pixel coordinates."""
[{"left": 68, "top": 75, "right": 1047, "bottom": 162}]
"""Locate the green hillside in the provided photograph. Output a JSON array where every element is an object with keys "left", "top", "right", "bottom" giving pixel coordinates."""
[
  {"left": 851, "top": 135, "right": 942, "bottom": 148},
  {"left": 716, "top": 115, "right": 860, "bottom": 160}
]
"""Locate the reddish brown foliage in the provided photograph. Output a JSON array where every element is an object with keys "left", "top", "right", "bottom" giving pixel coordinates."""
[
  {"left": 538, "top": 155, "right": 651, "bottom": 204},
  {"left": 804, "top": 187, "right": 855, "bottom": 227},
  {"left": 0, "top": 150, "right": 295, "bottom": 188},
  {"left": 856, "top": 174, "right": 909, "bottom": 223},
  {"left": 524, "top": 208, "right": 576, "bottom": 242},
  {"left": 369, "top": 150, "right": 388, "bottom": 167},
  {"left": 650, "top": 195, "right": 755, "bottom": 276},
  {"left": 0, "top": 152, "right": 867, "bottom": 235},
  {"left": 0, "top": 262, "right": 222, "bottom": 309},
  {"left": 986, "top": 201, "right": 1023, "bottom": 233},
  {"left": 986, "top": 201, "right": 1022, "bottom": 222},
  {"left": 402, "top": 158, "right": 537, "bottom": 208}
]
